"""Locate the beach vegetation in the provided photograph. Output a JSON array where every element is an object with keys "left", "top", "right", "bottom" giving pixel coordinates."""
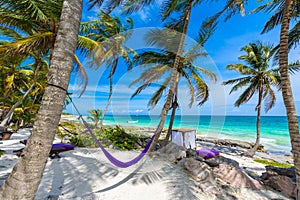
[
  {"left": 223, "top": 41, "right": 281, "bottom": 157},
  {"left": 254, "top": 158, "right": 293, "bottom": 168},
  {"left": 87, "top": 109, "right": 103, "bottom": 128},
  {"left": 67, "top": 125, "right": 140, "bottom": 150},
  {"left": 101, "top": 126, "right": 139, "bottom": 150},
  {"left": 0, "top": 55, "right": 48, "bottom": 129},
  {"left": 0, "top": 149, "right": 4, "bottom": 157}
]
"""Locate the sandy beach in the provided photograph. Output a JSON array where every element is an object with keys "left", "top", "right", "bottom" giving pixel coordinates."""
[{"left": 0, "top": 128, "right": 294, "bottom": 200}]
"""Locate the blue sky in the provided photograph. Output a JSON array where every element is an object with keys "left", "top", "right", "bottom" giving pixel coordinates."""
[{"left": 67, "top": 0, "right": 300, "bottom": 116}]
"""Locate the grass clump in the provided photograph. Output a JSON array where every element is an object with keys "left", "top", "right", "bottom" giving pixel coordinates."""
[
  {"left": 0, "top": 149, "right": 5, "bottom": 157},
  {"left": 254, "top": 158, "right": 293, "bottom": 168}
]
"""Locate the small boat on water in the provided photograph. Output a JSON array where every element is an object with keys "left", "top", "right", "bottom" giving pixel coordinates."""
[{"left": 127, "top": 120, "right": 138, "bottom": 124}]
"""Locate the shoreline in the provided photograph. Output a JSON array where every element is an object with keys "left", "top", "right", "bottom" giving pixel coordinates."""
[{"left": 59, "top": 114, "right": 293, "bottom": 156}]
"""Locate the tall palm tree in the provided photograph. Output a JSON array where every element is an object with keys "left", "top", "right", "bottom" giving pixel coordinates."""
[
  {"left": 252, "top": 0, "right": 300, "bottom": 61},
  {"left": 80, "top": 12, "right": 136, "bottom": 126},
  {"left": 208, "top": 0, "right": 300, "bottom": 195},
  {"left": 88, "top": 0, "right": 207, "bottom": 152},
  {"left": 279, "top": 1, "right": 300, "bottom": 199},
  {"left": 148, "top": 0, "right": 206, "bottom": 151},
  {"left": 131, "top": 25, "right": 216, "bottom": 142},
  {"left": 0, "top": 0, "right": 83, "bottom": 199},
  {"left": 223, "top": 41, "right": 281, "bottom": 157}
]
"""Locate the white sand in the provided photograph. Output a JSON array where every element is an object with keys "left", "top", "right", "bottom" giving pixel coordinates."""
[{"left": 0, "top": 129, "right": 292, "bottom": 200}]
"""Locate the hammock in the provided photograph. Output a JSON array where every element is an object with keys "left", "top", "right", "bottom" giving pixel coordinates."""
[
  {"left": 81, "top": 119, "right": 156, "bottom": 168},
  {"left": 65, "top": 92, "right": 157, "bottom": 168}
]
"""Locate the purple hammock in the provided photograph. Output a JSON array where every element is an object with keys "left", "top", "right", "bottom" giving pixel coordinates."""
[{"left": 82, "top": 120, "right": 156, "bottom": 168}]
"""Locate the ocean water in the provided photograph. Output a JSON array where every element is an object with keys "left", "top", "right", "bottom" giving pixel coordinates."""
[{"left": 100, "top": 115, "right": 300, "bottom": 155}]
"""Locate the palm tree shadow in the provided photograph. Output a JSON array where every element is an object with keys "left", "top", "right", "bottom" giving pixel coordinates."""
[{"left": 36, "top": 149, "right": 119, "bottom": 199}]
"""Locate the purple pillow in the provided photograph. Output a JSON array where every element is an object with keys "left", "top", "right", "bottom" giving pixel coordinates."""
[{"left": 196, "top": 148, "right": 219, "bottom": 159}]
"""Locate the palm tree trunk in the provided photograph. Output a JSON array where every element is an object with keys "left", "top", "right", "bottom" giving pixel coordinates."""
[
  {"left": 0, "top": 1, "right": 82, "bottom": 199},
  {"left": 100, "top": 60, "right": 117, "bottom": 126},
  {"left": 149, "top": 0, "right": 192, "bottom": 151},
  {"left": 244, "top": 85, "right": 262, "bottom": 157},
  {"left": 279, "top": 1, "right": 300, "bottom": 199},
  {"left": 165, "top": 74, "right": 179, "bottom": 142},
  {"left": 0, "top": 65, "right": 40, "bottom": 128}
]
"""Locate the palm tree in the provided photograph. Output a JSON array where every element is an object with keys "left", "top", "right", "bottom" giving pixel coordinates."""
[
  {"left": 0, "top": 0, "right": 83, "bottom": 199},
  {"left": 131, "top": 25, "right": 216, "bottom": 142},
  {"left": 88, "top": 0, "right": 208, "bottom": 152},
  {"left": 80, "top": 12, "right": 136, "bottom": 126},
  {"left": 223, "top": 41, "right": 281, "bottom": 157},
  {"left": 0, "top": 0, "right": 89, "bottom": 96},
  {"left": 0, "top": 0, "right": 96, "bottom": 128},
  {"left": 148, "top": 0, "right": 206, "bottom": 151},
  {"left": 279, "top": 1, "right": 300, "bottom": 199},
  {"left": 87, "top": 109, "right": 103, "bottom": 127},
  {"left": 207, "top": 0, "right": 300, "bottom": 197},
  {"left": 251, "top": 1, "right": 300, "bottom": 62},
  {"left": 0, "top": 54, "right": 48, "bottom": 128}
]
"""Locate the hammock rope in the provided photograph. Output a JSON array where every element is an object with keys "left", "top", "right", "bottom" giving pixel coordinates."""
[{"left": 67, "top": 93, "right": 157, "bottom": 168}]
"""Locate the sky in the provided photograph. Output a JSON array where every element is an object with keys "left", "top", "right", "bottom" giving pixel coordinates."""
[{"left": 67, "top": 0, "right": 300, "bottom": 116}]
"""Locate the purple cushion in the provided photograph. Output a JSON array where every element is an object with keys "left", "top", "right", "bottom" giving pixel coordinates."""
[
  {"left": 196, "top": 148, "right": 219, "bottom": 159},
  {"left": 21, "top": 140, "right": 75, "bottom": 151},
  {"left": 52, "top": 143, "right": 75, "bottom": 151}
]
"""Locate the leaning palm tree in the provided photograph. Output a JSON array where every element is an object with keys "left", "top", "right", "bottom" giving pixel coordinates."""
[
  {"left": 252, "top": 0, "right": 300, "bottom": 51},
  {"left": 80, "top": 11, "right": 136, "bottom": 126},
  {"left": 89, "top": 0, "right": 209, "bottom": 151},
  {"left": 251, "top": 0, "right": 300, "bottom": 196},
  {"left": 131, "top": 25, "right": 216, "bottom": 142},
  {"left": 223, "top": 41, "right": 281, "bottom": 157},
  {"left": 0, "top": 0, "right": 83, "bottom": 199},
  {"left": 278, "top": 1, "right": 300, "bottom": 199},
  {"left": 207, "top": 0, "right": 300, "bottom": 197}
]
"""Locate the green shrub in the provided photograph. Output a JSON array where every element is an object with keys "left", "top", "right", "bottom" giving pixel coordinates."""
[
  {"left": 0, "top": 149, "right": 5, "bottom": 157},
  {"left": 69, "top": 136, "right": 85, "bottom": 147},
  {"left": 254, "top": 159, "right": 293, "bottom": 168},
  {"left": 102, "top": 126, "right": 139, "bottom": 150},
  {"left": 72, "top": 126, "right": 139, "bottom": 150}
]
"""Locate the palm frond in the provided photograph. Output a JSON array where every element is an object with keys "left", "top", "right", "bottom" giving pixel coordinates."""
[
  {"left": 263, "top": 84, "right": 276, "bottom": 112},
  {"left": 131, "top": 83, "right": 152, "bottom": 99},
  {"left": 74, "top": 55, "right": 88, "bottom": 97},
  {"left": 148, "top": 78, "right": 170, "bottom": 108},
  {"left": 191, "top": 71, "right": 209, "bottom": 106},
  {"left": 234, "top": 82, "right": 256, "bottom": 107},
  {"left": 0, "top": 26, "right": 22, "bottom": 40},
  {"left": 223, "top": 76, "right": 252, "bottom": 94},
  {"left": 190, "top": 66, "right": 217, "bottom": 82},
  {"left": 226, "top": 64, "right": 256, "bottom": 75},
  {"left": 181, "top": 69, "right": 195, "bottom": 107},
  {"left": 0, "top": 32, "right": 53, "bottom": 57}
]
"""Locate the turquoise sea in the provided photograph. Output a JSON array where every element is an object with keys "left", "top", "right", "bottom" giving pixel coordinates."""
[{"left": 100, "top": 115, "right": 300, "bottom": 155}]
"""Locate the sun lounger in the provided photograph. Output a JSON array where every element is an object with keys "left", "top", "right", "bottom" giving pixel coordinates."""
[{"left": 14, "top": 140, "right": 75, "bottom": 158}]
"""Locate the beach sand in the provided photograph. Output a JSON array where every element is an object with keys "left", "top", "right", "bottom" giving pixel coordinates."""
[{"left": 0, "top": 128, "right": 293, "bottom": 200}]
